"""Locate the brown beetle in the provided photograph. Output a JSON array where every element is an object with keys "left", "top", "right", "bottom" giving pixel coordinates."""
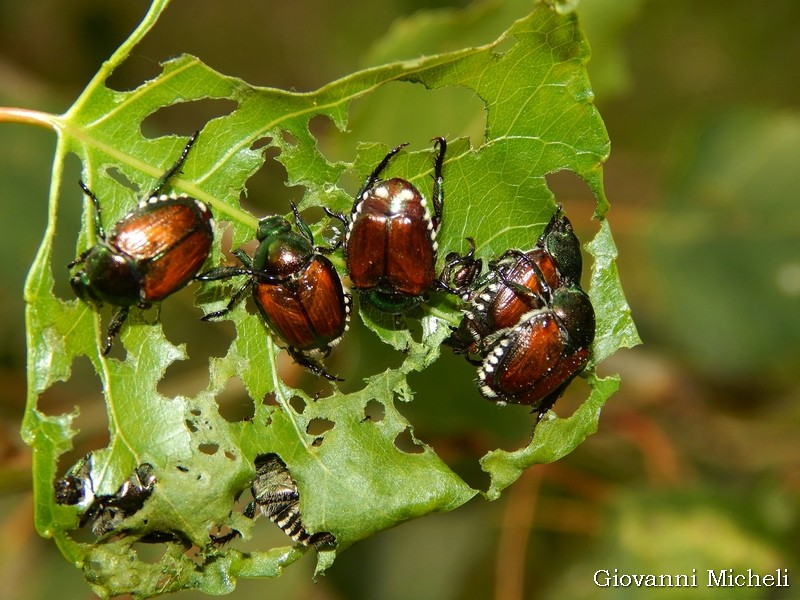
[
  {"left": 326, "top": 138, "right": 447, "bottom": 314},
  {"left": 199, "top": 203, "right": 350, "bottom": 380},
  {"left": 69, "top": 132, "right": 213, "bottom": 354}
]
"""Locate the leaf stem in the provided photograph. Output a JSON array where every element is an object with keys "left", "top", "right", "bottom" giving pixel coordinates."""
[{"left": 0, "top": 107, "right": 61, "bottom": 130}]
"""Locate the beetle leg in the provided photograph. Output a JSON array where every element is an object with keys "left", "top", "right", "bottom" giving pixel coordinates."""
[
  {"left": 210, "top": 528, "right": 242, "bottom": 545},
  {"left": 210, "top": 499, "right": 258, "bottom": 546},
  {"left": 310, "top": 531, "right": 337, "bottom": 548},
  {"left": 196, "top": 266, "right": 253, "bottom": 281},
  {"left": 430, "top": 137, "right": 447, "bottom": 228},
  {"left": 289, "top": 202, "right": 342, "bottom": 258},
  {"left": 289, "top": 201, "right": 316, "bottom": 246},
  {"left": 103, "top": 307, "right": 130, "bottom": 355},
  {"left": 78, "top": 180, "right": 106, "bottom": 241},
  {"left": 532, "top": 378, "right": 572, "bottom": 423},
  {"left": 355, "top": 142, "right": 409, "bottom": 201},
  {"left": 67, "top": 247, "right": 93, "bottom": 269},
  {"left": 224, "top": 248, "right": 250, "bottom": 270},
  {"left": 148, "top": 131, "right": 200, "bottom": 197},
  {"left": 463, "top": 354, "right": 483, "bottom": 367},
  {"left": 318, "top": 207, "right": 348, "bottom": 253},
  {"left": 322, "top": 207, "right": 348, "bottom": 228},
  {"left": 225, "top": 251, "right": 301, "bottom": 284},
  {"left": 200, "top": 278, "right": 254, "bottom": 321},
  {"left": 287, "top": 347, "right": 343, "bottom": 382},
  {"left": 227, "top": 248, "right": 299, "bottom": 282},
  {"left": 488, "top": 248, "right": 529, "bottom": 271},
  {"left": 536, "top": 204, "right": 564, "bottom": 246},
  {"left": 495, "top": 254, "right": 552, "bottom": 305}
]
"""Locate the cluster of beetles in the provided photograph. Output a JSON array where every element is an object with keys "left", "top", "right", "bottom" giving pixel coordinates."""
[{"left": 56, "top": 131, "right": 595, "bottom": 548}]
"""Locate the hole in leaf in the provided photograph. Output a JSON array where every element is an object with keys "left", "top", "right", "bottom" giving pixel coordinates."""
[
  {"left": 157, "top": 286, "right": 235, "bottom": 397},
  {"left": 132, "top": 541, "right": 170, "bottom": 565},
  {"left": 198, "top": 443, "right": 219, "bottom": 456},
  {"left": 491, "top": 36, "right": 517, "bottom": 58},
  {"left": 64, "top": 524, "right": 95, "bottom": 545},
  {"left": 42, "top": 358, "right": 110, "bottom": 474},
  {"left": 250, "top": 136, "right": 273, "bottom": 151},
  {"left": 306, "top": 418, "right": 334, "bottom": 436},
  {"left": 404, "top": 316, "right": 424, "bottom": 344},
  {"left": 105, "top": 166, "right": 138, "bottom": 193},
  {"left": 39, "top": 356, "right": 98, "bottom": 416},
  {"left": 403, "top": 351, "right": 535, "bottom": 488},
  {"left": 363, "top": 399, "right": 385, "bottom": 422},
  {"left": 308, "top": 114, "right": 340, "bottom": 161},
  {"left": 550, "top": 374, "right": 591, "bottom": 421},
  {"left": 104, "top": 50, "right": 163, "bottom": 94},
  {"left": 141, "top": 98, "right": 239, "bottom": 138},
  {"left": 176, "top": 465, "right": 189, "bottom": 473},
  {"left": 215, "top": 376, "right": 255, "bottom": 423},
  {"left": 280, "top": 130, "right": 298, "bottom": 146},
  {"left": 185, "top": 420, "right": 198, "bottom": 433},
  {"left": 288, "top": 395, "right": 306, "bottom": 414},
  {"left": 240, "top": 142, "right": 304, "bottom": 217},
  {"left": 224, "top": 450, "right": 236, "bottom": 461},
  {"left": 393, "top": 428, "right": 425, "bottom": 454},
  {"left": 319, "top": 81, "right": 486, "bottom": 163}
]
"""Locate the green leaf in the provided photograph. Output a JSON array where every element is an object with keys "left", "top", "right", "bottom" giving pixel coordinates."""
[{"left": 18, "top": 0, "right": 636, "bottom": 596}]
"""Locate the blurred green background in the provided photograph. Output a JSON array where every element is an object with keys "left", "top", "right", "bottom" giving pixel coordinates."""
[{"left": 1, "top": 0, "right": 798, "bottom": 598}]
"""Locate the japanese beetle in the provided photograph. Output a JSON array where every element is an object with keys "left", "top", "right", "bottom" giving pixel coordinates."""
[
  {"left": 68, "top": 132, "right": 214, "bottom": 354},
  {"left": 445, "top": 208, "right": 583, "bottom": 357},
  {"left": 54, "top": 455, "right": 157, "bottom": 537},
  {"left": 477, "top": 282, "right": 595, "bottom": 418},
  {"left": 212, "top": 454, "right": 335, "bottom": 548},
  {"left": 198, "top": 203, "right": 350, "bottom": 381},
  {"left": 328, "top": 138, "right": 447, "bottom": 314}
]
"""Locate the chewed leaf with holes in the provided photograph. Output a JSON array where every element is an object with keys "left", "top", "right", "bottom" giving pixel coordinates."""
[{"left": 21, "top": 0, "right": 637, "bottom": 597}]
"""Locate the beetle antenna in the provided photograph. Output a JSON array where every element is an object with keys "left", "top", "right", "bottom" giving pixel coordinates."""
[{"left": 356, "top": 142, "right": 409, "bottom": 200}]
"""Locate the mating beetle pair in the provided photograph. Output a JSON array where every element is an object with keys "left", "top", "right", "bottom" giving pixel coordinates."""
[
  {"left": 476, "top": 280, "right": 595, "bottom": 416},
  {"left": 446, "top": 209, "right": 585, "bottom": 357},
  {"left": 444, "top": 209, "right": 596, "bottom": 418}
]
